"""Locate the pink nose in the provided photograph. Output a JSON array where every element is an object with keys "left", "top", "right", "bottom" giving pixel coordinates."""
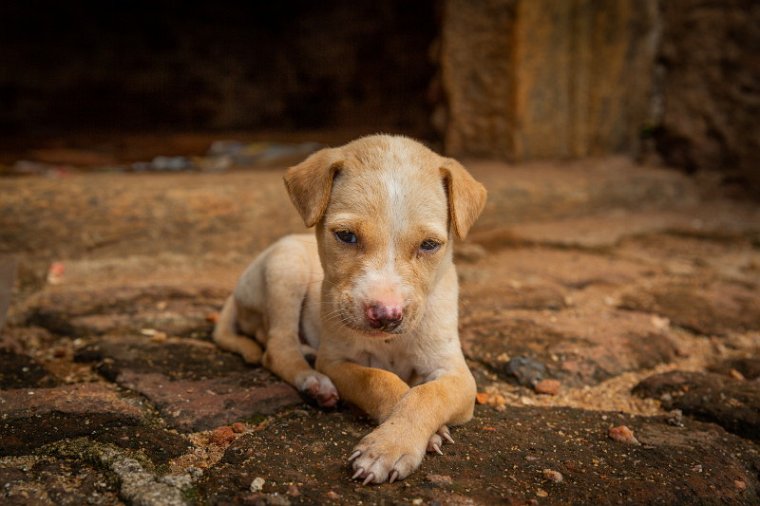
[{"left": 365, "top": 302, "right": 403, "bottom": 331}]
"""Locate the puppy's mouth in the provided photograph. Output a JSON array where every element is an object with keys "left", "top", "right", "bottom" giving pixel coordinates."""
[
  {"left": 343, "top": 319, "right": 405, "bottom": 337},
  {"left": 363, "top": 326, "right": 404, "bottom": 338}
]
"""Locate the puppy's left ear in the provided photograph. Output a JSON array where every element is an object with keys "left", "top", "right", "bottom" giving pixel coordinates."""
[
  {"left": 283, "top": 148, "right": 342, "bottom": 227},
  {"left": 440, "top": 158, "right": 487, "bottom": 239}
]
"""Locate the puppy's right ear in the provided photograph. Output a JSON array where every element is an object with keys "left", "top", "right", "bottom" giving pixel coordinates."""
[{"left": 283, "top": 148, "right": 342, "bottom": 227}]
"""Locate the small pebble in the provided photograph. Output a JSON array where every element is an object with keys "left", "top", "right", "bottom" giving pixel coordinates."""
[
  {"left": 534, "top": 379, "right": 561, "bottom": 395},
  {"left": 608, "top": 425, "right": 640, "bottom": 445},
  {"left": 412, "top": 499, "right": 423, "bottom": 505},
  {"left": 47, "top": 262, "right": 65, "bottom": 285},
  {"left": 542, "top": 469, "right": 564, "bottom": 483},
  {"left": 536, "top": 488, "right": 549, "bottom": 497},
  {"left": 734, "top": 480, "right": 747, "bottom": 490},
  {"left": 728, "top": 368, "right": 745, "bottom": 381},
  {"left": 426, "top": 474, "right": 453, "bottom": 485},
  {"left": 150, "top": 331, "right": 168, "bottom": 343},
  {"left": 504, "top": 356, "right": 546, "bottom": 387},
  {"left": 250, "top": 477, "right": 265, "bottom": 492},
  {"left": 231, "top": 422, "right": 246, "bottom": 433},
  {"left": 326, "top": 490, "right": 340, "bottom": 500},
  {"left": 210, "top": 426, "right": 236, "bottom": 446},
  {"left": 287, "top": 484, "right": 301, "bottom": 497}
]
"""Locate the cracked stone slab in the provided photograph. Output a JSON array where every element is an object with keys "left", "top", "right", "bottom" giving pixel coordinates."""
[
  {"left": 16, "top": 285, "right": 225, "bottom": 338},
  {"left": 619, "top": 279, "right": 760, "bottom": 336},
  {"left": 197, "top": 406, "right": 759, "bottom": 505},
  {"left": 461, "top": 309, "right": 682, "bottom": 386},
  {"left": 117, "top": 371, "right": 300, "bottom": 432},
  {"left": 633, "top": 370, "right": 760, "bottom": 441},
  {"left": 49, "top": 439, "right": 193, "bottom": 506},
  {"left": 76, "top": 336, "right": 301, "bottom": 431},
  {"left": 710, "top": 357, "right": 760, "bottom": 381},
  {"left": 0, "top": 455, "right": 121, "bottom": 505},
  {"left": 0, "top": 350, "right": 60, "bottom": 389},
  {"left": 0, "top": 383, "right": 145, "bottom": 456},
  {"left": 472, "top": 211, "right": 695, "bottom": 250},
  {"left": 93, "top": 426, "right": 191, "bottom": 466}
]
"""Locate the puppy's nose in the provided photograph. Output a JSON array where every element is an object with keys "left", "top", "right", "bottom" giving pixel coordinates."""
[{"left": 365, "top": 303, "right": 403, "bottom": 331}]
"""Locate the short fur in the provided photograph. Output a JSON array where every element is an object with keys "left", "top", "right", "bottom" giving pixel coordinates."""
[{"left": 214, "top": 135, "right": 486, "bottom": 484}]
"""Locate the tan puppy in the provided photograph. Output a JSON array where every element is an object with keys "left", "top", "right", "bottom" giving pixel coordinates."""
[{"left": 214, "top": 134, "right": 486, "bottom": 484}]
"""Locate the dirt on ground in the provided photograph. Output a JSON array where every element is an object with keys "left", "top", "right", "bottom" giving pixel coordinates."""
[{"left": 1, "top": 135, "right": 759, "bottom": 505}]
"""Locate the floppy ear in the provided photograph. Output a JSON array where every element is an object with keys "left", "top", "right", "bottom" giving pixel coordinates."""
[
  {"left": 440, "top": 158, "right": 487, "bottom": 239},
  {"left": 283, "top": 148, "right": 342, "bottom": 227}
]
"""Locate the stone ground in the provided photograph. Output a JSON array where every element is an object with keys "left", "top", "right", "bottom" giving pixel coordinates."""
[{"left": 1, "top": 138, "right": 759, "bottom": 505}]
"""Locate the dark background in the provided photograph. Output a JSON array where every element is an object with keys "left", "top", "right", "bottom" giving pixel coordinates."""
[{"left": 0, "top": 1, "right": 438, "bottom": 136}]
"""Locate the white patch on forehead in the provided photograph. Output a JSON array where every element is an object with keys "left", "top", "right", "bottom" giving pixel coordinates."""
[{"left": 381, "top": 166, "right": 411, "bottom": 269}]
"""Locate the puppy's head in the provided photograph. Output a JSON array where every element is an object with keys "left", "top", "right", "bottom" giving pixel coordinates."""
[{"left": 284, "top": 135, "right": 486, "bottom": 336}]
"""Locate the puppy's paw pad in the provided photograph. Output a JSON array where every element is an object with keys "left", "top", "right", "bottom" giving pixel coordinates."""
[{"left": 299, "top": 373, "right": 339, "bottom": 408}]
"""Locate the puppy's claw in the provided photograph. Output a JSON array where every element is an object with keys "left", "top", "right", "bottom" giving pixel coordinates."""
[
  {"left": 389, "top": 470, "right": 399, "bottom": 484},
  {"left": 348, "top": 450, "right": 361, "bottom": 462},
  {"left": 442, "top": 432, "right": 455, "bottom": 445},
  {"left": 352, "top": 468, "right": 364, "bottom": 480},
  {"left": 432, "top": 443, "right": 443, "bottom": 456},
  {"left": 362, "top": 473, "right": 375, "bottom": 486}
]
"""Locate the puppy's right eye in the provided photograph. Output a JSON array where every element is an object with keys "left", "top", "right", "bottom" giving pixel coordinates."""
[{"left": 335, "top": 230, "right": 358, "bottom": 245}]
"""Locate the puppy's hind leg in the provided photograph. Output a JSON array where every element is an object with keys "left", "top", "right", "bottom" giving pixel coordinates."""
[{"left": 213, "top": 296, "right": 263, "bottom": 364}]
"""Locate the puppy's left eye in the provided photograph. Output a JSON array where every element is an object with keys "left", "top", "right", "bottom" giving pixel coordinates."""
[
  {"left": 419, "top": 239, "right": 441, "bottom": 253},
  {"left": 335, "top": 230, "right": 358, "bottom": 245}
]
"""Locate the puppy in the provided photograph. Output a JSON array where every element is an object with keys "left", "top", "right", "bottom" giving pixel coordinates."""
[{"left": 213, "top": 134, "right": 486, "bottom": 484}]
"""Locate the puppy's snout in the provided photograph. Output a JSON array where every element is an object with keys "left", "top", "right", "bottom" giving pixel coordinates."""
[{"left": 365, "top": 302, "right": 403, "bottom": 331}]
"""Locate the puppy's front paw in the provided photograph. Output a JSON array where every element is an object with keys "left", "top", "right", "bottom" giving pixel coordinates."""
[
  {"left": 298, "top": 372, "right": 339, "bottom": 408},
  {"left": 349, "top": 426, "right": 426, "bottom": 485}
]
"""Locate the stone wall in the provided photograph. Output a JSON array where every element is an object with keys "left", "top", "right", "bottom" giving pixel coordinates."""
[
  {"left": 441, "top": 0, "right": 658, "bottom": 160},
  {"left": 439, "top": 0, "right": 517, "bottom": 159},
  {"left": 440, "top": 0, "right": 759, "bottom": 190},
  {"left": 656, "top": 0, "right": 760, "bottom": 189}
]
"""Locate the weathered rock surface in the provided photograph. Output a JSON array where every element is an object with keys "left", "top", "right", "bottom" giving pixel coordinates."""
[
  {"left": 634, "top": 371, "right": 760, "bottom": 442},
  {"left": 0, "top": 350, "right": 60, "bottom": 389},
  {"left": 76, "top": 336, "right": 302, "bottom": 431},
  {"left": 0, "top": 456, "right": 121, "bottom": 506},
  {"left": 198, "top": 406, "right": 760, "bottom": 505},
  {"left": 462, "top": 308, "right": 682, "bottom": 386},
  {"left": 19, "top": 285, "right": 225, "bottom": 339},
  {"left": 620, "top": 280, "right": 760, "bottom": 336},
  {"left": 710, "top": 358, "right": 760, "bottom": 381},
  {"left": 1, "top": 154, "right": 759, "bottom": 504},
  {"left": 0, "top": 383, "right": 145, "bottom": 456}
]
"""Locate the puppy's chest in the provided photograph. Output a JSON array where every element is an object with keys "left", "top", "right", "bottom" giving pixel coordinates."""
[{"left": 356, "top": 339, "right": 419, "bottom": 384}]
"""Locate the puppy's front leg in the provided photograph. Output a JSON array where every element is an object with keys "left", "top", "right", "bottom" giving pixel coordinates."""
[
  {"left": 349, "top": 367, "right": 476, "bottom": 484},
  {"left": 316, "top": 359, "right": 409, "bottom": 422}
]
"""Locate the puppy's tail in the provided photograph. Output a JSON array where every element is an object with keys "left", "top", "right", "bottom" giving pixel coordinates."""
[{"left": 213, "top": 296, "right": 263, "bottom": 364}]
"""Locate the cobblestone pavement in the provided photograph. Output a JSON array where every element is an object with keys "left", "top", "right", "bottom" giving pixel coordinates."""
[{"left": 1, "top": 155, "right": 758, "bottom": 504}]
